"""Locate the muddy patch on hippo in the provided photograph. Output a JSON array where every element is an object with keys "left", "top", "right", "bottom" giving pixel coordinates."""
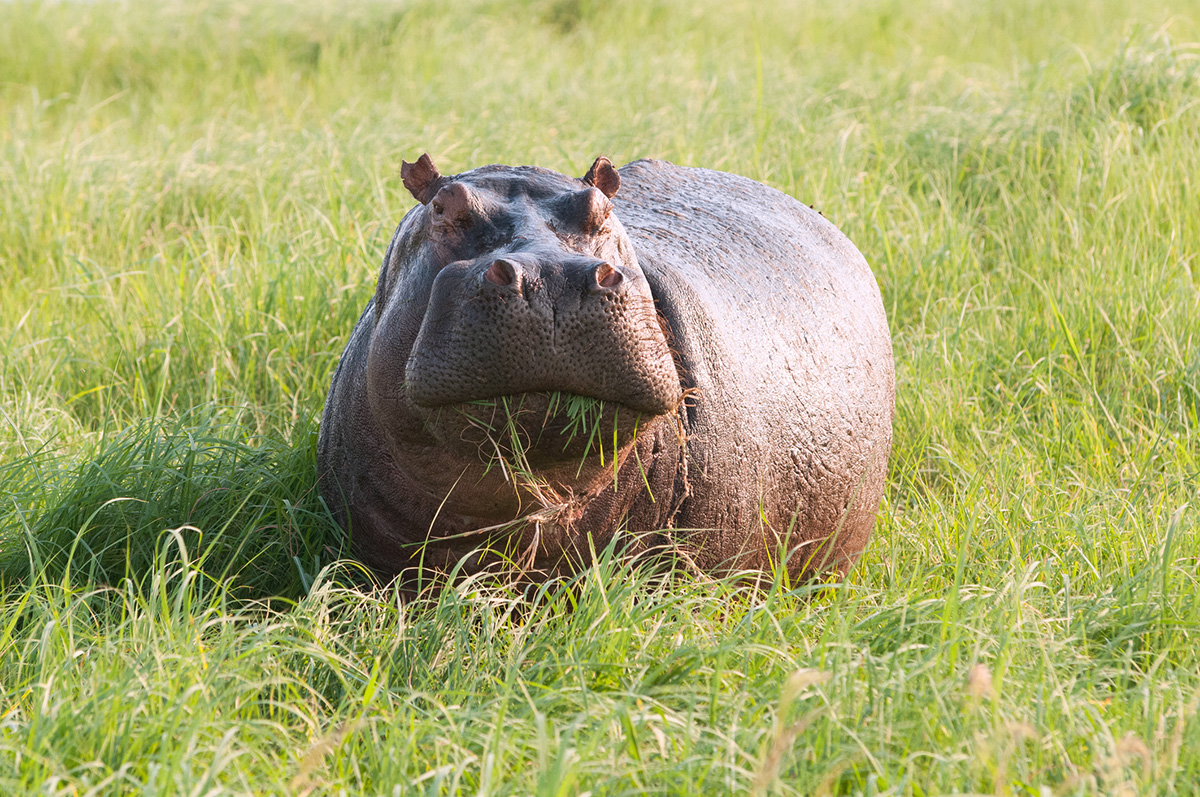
[{"left": 317, "top": 154, "right": 894, "bottom": 587}]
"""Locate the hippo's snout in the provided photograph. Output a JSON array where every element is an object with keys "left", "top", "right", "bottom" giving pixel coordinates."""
[
  {"left": 480, "top": 254, "right": 626, "bottom": 299},
  {"left": 404, "top": 250, "right": 680, "bottom": 414}
]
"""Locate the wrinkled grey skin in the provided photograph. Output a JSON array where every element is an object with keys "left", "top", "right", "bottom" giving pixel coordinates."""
[{"left": 317, "top": 156, "right": 894, "bottom": 586}]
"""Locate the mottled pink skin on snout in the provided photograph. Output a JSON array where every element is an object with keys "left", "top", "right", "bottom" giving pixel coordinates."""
[{"left": 317, "top": 156, "right": 894, "bottom": 587}]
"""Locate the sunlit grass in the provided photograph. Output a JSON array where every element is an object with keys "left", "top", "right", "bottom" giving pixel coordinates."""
[{"left": 1, "top": 0, "right": 1199, "bottom": 792}]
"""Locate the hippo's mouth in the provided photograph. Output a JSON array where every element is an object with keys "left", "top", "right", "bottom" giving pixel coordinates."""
[{"left": 422, "top": 390, "right": 654, "bottom": 470}]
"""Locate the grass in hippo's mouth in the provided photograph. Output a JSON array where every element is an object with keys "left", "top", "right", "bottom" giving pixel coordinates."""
[
  {"left": 460, "top": 391, "right": 638, "bottom": 494},
  {"left": 464, "top": 392, "right": 615, "bottom": 457},
  {"left": 546, "top": 391, "right": 611, "bottom": 459}
]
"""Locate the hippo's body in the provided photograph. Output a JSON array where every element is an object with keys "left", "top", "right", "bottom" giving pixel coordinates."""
[{"left": 317, "top": 157, "right": 893, "bottom": 585}]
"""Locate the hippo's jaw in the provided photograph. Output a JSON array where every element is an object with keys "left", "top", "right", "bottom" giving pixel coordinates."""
[
  {"left": 402, "top": 247, "right": 681, "bottom": 417},
  {"left": 408, "top": 387, "right": 680, "bottom": 530}
]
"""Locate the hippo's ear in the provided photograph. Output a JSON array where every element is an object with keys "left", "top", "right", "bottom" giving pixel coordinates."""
[
  {"left": 582, "top": 157, "right": 620, "bottom": 199},
  {"left": 401, "top": 153, "right": 446, "bottom": 204}
]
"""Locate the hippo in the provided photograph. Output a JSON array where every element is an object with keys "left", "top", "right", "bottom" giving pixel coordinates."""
[{"left": 317, "top": 155, "right": 894, "bottom": 587}]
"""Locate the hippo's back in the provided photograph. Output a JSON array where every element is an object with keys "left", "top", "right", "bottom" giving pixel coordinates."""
[{"left": 614, "top": 160, "right": 894, "bottom": 578}]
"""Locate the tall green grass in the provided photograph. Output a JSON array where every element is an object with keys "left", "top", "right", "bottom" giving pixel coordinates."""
[{"left": 2, "top": 0, "right": 1199, "bottom": 792}]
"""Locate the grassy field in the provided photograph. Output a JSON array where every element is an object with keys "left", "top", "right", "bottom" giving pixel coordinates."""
[{"left": 2, "top": 0, "right": 1199, "bottom": 792}]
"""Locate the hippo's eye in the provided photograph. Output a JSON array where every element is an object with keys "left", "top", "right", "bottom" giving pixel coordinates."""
[{"left": 431, "top": 201, "right": 444, "bottom": 215}]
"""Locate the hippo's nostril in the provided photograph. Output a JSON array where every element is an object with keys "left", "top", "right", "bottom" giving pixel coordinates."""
[
  {"left": 594, "top": 262, "right": 623, "bottom": 290},
  {"left": 485, "top": 258, "right": 519, "bottom": 288}
]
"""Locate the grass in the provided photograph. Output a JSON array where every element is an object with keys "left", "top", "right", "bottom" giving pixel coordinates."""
[
  {"left": 461, "top": 392, "right": 615, "bottom": 469},
  {"left": 1, "top": 0, "right": 1199, "bottom": 792}
]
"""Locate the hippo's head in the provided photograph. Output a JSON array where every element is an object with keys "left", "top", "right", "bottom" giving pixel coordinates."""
[{"left": 365, "top": 155, "right": 681, "bottom": 476}]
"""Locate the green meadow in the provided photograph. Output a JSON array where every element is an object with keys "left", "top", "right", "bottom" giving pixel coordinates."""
[{"left": 2, "top": 0, "right": 1199, "bottom": 792}]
